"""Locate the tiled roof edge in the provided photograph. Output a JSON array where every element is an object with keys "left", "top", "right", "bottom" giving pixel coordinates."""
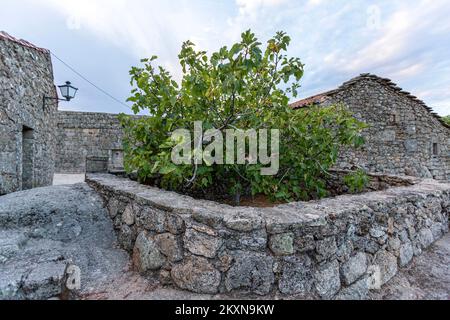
[
  {"left": 0, "top": 31, "right": 50, "bottom": 54},
  {"left": 291, "top": 73, "right": 450, "bottom": 130}
]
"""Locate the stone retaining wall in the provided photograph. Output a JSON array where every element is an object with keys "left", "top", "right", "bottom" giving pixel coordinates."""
[{"left": 86, "top": 173, "right": 450, "bottom": 299}]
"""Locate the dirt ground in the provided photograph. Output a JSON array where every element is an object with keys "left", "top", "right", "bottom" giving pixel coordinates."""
[
  {"left": 369, "top": 232, "right": 450, "bottom": 300},
  {"left": 84, "top": 234, "right": 450, "bottom": 301},
  {"left": 53, "top": 174, "right": 85, "bottom": 186}
]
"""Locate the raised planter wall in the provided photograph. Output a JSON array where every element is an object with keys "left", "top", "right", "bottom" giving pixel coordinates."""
[{"left": 86, "top": 173, "right": 450, "bottom": 299}]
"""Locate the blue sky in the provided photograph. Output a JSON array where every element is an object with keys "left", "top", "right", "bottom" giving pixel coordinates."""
[{"left": 1, "top": 0, "right": 449, "bottom": 116}]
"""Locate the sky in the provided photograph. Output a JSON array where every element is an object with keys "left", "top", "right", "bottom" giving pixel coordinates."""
[{"left": 1, "top": 0, "right": 449, "bottom": 116}]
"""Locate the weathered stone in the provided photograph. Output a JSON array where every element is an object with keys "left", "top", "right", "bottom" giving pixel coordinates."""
[
  {"left": 279, "top": 255, "right": 313, "bottom": 295},
  {"left": 336, "top": 237, "right": 354, "bottom": 262},
  {"left": 192, "top": 207, "right": 224, "bottom": 228},
  {"left": 171, "top": 257, "right": 221, "bottom": 294},
  {"left": 295, "top": 234, "right": 316, "bottom": 253},
  {"left": 0, "top": 232, "right": 27, "bottom": 262},
  {"left": 398, "top": 242, "right": 414, "bottom": 267},
  {"left": 314, "top": 260, "right": 341, "bottom": 299},
  {"left": 398, "top": 230, "right": 410, "bottom": 242},
  {"left": 413, "top": 243, "right": 423, "bottom": 257},
  {"left": 225, "top": 229, "right": 267, "bottom": 251},
  {"left": 404, "top": 140, "right": 418, "bottom": 153},
  {"left": 315, "top": 237, "right": 337, "bottom": 261},
  {"left": 165, "top": 213, "right": 185, "bottom": 234},
  {"left": 353, "top": 236, "right": 380, "bottom": 254},
  {"left": 223, "top": 210, "right": 264, "bottom": 232},
  {"left": 122, "top": 203, "right": 135, "bottom": 226},
  {"left": 216, "top": 252, "right": 233, "bottom": 272},
  {"left": 184, "top": 228, "right": 223, "bottom": 258},
  {"left": 388, "top": 237, "right": 401, "bottom": 253},
  {"left": 0, "top": 267, "right": 24, "bottom": 299},
  {"left": 118, "top": 224, "right": 135, "bottom": 252},
  {"left": 379, "top": 130, "right": 396, "bottom": 142},
  {"left": 139, "top": 207, "right": 166, "bottom": 233},
  {"left": 21, "top": 261, "right": 67, "bottom": 300},
  {"left": 369, "top": 226, "right": 386, "bottom": 238},
  {"left": 442, "top": 220, "right": 449, "bottom": 233},
  {"left": 431, "top": 222, "right": 443, "bottom": 240},
  {"left": 132, "top": 231, "right": 165, "bottom": 272},
  {"left": 335, "top": 277, "right": 369, "bottom": 300},
  {"left": 225, "top": 251, "right": 274, "bottom": 295},
  {"left": 154, "top": 233, "right": 183, "bottom": 262},
  {"left": 372, "top": 250, "right": 397, "bottom": 285},
  {"left": 0, "top": 184, "right": 132, "bottom": 300},
  {"left": 107, "top": 198, "right": 125, "bottom": 219},
  {"left": 269, "top": 233, "right": 294, "bottom": 256},
  {"left": 386, "top": 219, "right": 394, "bottom": 236},
  {"left": 407, "top": 225, "right": 417, "bottom": 239},
  {"left": 340, "top": 252, "right": 367, "bottom": 285},
  {"left": 417, "top": 228, "right": 434, "bottom": 249},
  {"left": 159, "top": 269, "right": 172, "bottom": 285}
]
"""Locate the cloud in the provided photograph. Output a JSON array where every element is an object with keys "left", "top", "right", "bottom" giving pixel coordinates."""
[
  {"left": 235, "top": 0, "right": 288, "bottom": 16},
  {"left": 326, "top": 0, "right": 450, "bottom": 77},
  {"left": 2, "top": 0, "right": 449, "bottom": 115},
  {"left": 307, "top": 0, "right": 324, "bottom": 7},
  {"left": 40, "top": 0, "right": 230, "bottom": 62},
  {"left": 389, "top": 63, "right": 425, "bottom": 80}
]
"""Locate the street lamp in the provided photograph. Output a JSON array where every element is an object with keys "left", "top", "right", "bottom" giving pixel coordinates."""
[
  {"left": 58, "top": 81, "right": 78, "bottom": 101},
  {"left": 43, "top": 81, "right": 78, "bottom": 109}
]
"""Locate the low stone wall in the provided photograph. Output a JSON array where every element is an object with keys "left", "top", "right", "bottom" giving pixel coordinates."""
[{"left": 86, "top": 173, "right": 450, "bottom": 299}]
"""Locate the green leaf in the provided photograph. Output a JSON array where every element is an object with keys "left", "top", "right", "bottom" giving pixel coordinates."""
[{"left": 121, "top": 30, "right": 366, "bottom": 204}]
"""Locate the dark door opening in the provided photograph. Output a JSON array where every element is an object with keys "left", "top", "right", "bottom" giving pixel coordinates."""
[
  {"left": 22, "top": 126, "right": 34, "bottom": 190},
  {"left": 432, "top": 143, "right": 439, "bottom": 156}
]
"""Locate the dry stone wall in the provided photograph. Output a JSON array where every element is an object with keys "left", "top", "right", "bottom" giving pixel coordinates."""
[
  {"left": 0, "top": 32, "right": 57, "bottom": 195},
  {"left": 86, "top": 173, "right": 450, "bottom": 299},
  {"left": 55, "top": 111, "right": 126, "bottom": 173}
]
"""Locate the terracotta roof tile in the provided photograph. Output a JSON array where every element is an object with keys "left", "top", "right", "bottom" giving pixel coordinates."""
[
  {"left": 290, "top": 91, "right": 332, "bottom": 109},
  {"left": 0, "top": 31, "right": 50, "bottom": 54},
  {"left": 290, "top": 73, "right": 450, "bottom": 130}
]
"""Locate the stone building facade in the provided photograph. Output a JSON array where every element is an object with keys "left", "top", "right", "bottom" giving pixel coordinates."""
[
  {"left": 0, "top": 32, "right": 58, "bottom": 195},
  {"left": 55, "top": 111, "right": 126, "bottom": 174},
  {"left": 292, "top": 74, "right": 450, "bottom": 180}
]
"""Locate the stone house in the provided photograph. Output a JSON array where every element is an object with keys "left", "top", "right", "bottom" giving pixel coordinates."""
[
  {"left": 0, "top": 32, "right": 58, "bottom": 195},
  {"left": 291, "top": 74, "right": 450, "bottom": 180},
  {"left": 0, "top": 32, "right": 127, "bottom": 195}
]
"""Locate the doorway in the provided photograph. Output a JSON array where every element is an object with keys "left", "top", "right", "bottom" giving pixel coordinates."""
[{"left": 22, "top": 126, "right": 34, "bottom": 190}]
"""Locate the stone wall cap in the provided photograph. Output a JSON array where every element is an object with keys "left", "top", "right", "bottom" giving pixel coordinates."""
[{"left": 86, "top": 173, "right": 450, "bottom": 232}]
